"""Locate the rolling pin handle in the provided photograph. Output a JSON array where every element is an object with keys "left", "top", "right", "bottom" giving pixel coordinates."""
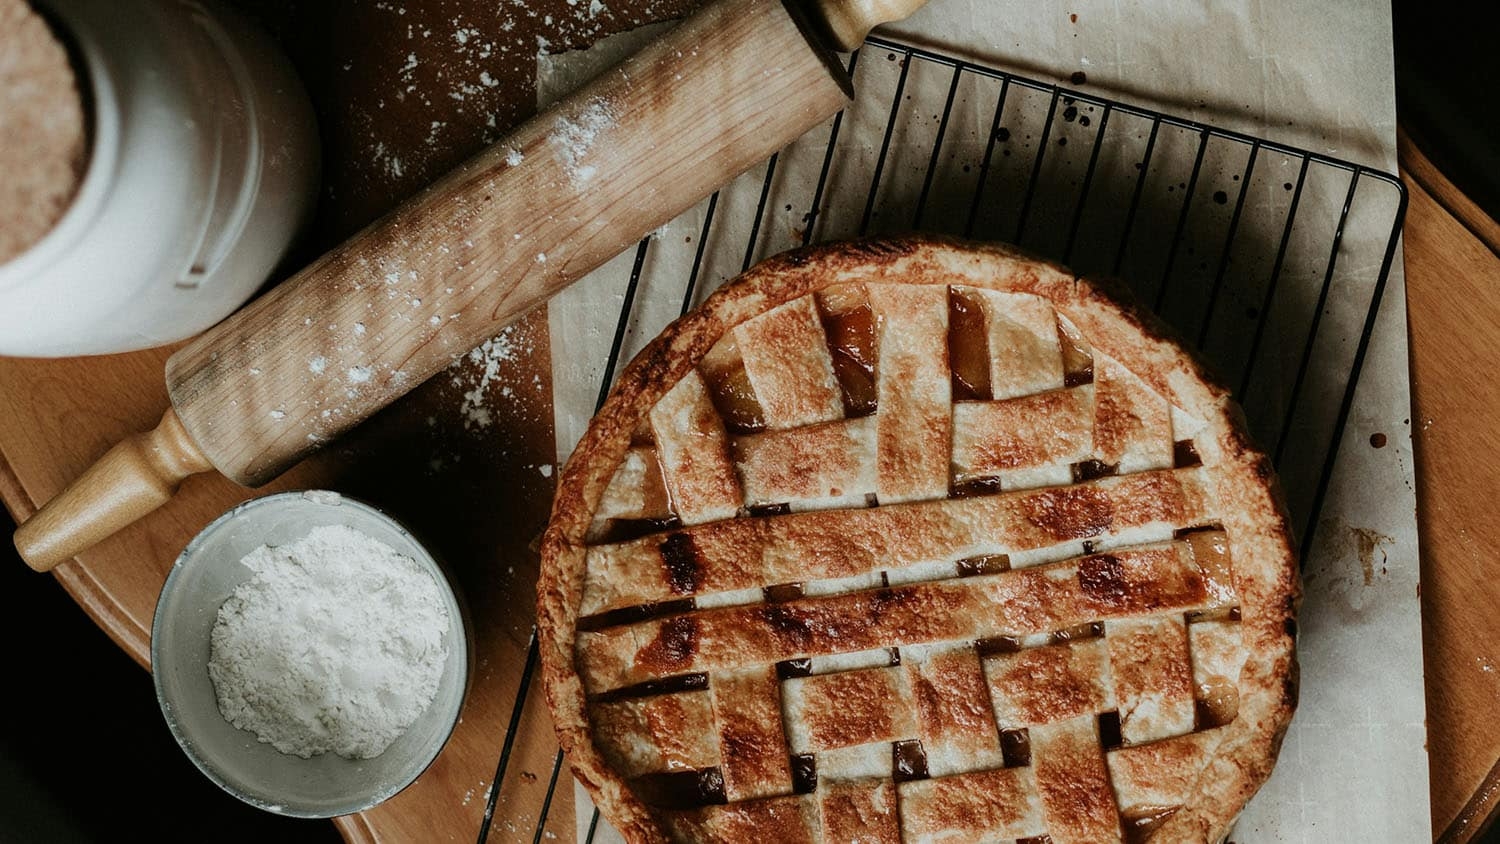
[
  {"left": 12, "top": 409, "right": 214, "bottom": 573},
  {"left": 812, "top": 0, "right": 932, "bottom": 51}
]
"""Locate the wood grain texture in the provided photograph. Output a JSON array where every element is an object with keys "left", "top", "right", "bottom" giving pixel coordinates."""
[
  {"left": 0, "top": 0, "right": 677, "bottom": 839},
  {"left": 0, "top": 2, "right": 1494, "bottom": 841},
  {"left": 0, "top": 313, "right": 559, "bottom": 843},
  {"left": 165, "top": 0, "right": 849, "bottom": 489},
  {"left": 815, "top": 0, "right": 933, "bottom": 50},
  {"left": 1402, "top": 130, "right": 1500, "bottom": 843},
  {"left": 13, "top": 408, "right": 211, "bottom": 572}
]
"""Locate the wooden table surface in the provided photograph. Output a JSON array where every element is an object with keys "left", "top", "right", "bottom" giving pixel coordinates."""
[{"left": 1, "top": 2, "right": 1496, "bottom": 841}]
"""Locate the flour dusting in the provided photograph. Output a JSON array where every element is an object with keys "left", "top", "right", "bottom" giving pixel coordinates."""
[
  {"left": 207, "top": 524, "right": 450, "bottom": 759},
  {"left": 550, "top": 97, "right": 614, "bottom": 187},
  {"left": 454, "top": 325, "right": 524, "bottom": 429}
]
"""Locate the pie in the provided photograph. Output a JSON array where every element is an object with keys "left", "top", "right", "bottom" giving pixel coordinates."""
[{"left": 538, "top": 235, "right": 1298, "bottom": 843}]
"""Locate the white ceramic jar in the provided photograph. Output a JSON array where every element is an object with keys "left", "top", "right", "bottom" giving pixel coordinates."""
[{"left": 0, "top": 0, "right": 318, "bottom": 357}]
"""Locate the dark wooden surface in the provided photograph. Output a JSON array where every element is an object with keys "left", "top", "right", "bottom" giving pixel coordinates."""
[
  {"left": 1, "top": 1, "right": 1497, "bottom": 841},
  {"left": 0, "top": 1, "right": 694, "bottom": 840}
]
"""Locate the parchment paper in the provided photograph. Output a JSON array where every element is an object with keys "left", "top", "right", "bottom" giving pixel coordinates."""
[{"left": 541, "top": 2, "right": 1427, "bottom": 839}]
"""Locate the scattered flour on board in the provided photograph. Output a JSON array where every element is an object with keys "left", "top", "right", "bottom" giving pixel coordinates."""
[
  {"left": 347, "top": 0, "right": 650, "bottom": 190},
  {"left": 452, "top": 324, "right": 528, "bottom": 430},
  {"left": 207, "top": 524, "right": 450, "bottom": 759}
]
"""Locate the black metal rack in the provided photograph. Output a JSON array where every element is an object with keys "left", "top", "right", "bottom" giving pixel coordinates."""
[{"left": 478, "top": 34, "right": 1407, "bottom": 843}]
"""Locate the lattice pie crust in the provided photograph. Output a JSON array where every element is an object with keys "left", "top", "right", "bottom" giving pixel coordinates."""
[{"left": 540, "top": 236, "right": 1298, "bottom": 843}]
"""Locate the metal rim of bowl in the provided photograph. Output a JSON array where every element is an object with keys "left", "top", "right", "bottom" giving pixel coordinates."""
[{"left": 150, "top": 490, "right": 469, "bottom": 818}]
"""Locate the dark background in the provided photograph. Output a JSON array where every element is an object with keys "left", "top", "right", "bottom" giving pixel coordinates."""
[{"left": 2, "top": 0, "right": 1496, "bottom": 841}]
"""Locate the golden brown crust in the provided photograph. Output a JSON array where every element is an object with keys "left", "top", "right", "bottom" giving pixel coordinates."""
[
  {"left": 785, "top": 666, "right": 916, "bottom": 751},
  {"left": 578, "top": 467, "right": 1214, "bottom": 617},
  {"left": 537, "top": 235, "right": 1298, "bottom": 844},
  {"left": 905, "top": 644, "right": 1006, "bottom": 776},
  {"left": 985, "top": 639, "right": 1114, "bottom": 730},
  {"left": 734, "top": 295, "right": 844, "bottom": 428},
  {"left": 591, "top": 691, "right": 719, "bottom": 779},
  {"left": 1032, "top": 715, "right": 1125, "bottom": 843},
  {"left": 733, "top": 417, "right": 876, "bottom": 508},
  {"left": 1105, "top": 616, "right": 1197, "bottom": 745},
  {"left": 818, "top": 778, "right": 901, "bottom": 843},
  {"left": 711, "top": 666, "right": 794, "bottom": 800},
  {"left": 898, "top": 767, "right": 1044, "bottom": 840},
  {"left": 952, "top": 388, "right": 1095, "bottom": 481}
]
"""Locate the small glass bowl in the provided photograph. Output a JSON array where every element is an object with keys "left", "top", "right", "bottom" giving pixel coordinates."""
[{"left": 151, "top": 490, "right": 469, "bottom": 817}]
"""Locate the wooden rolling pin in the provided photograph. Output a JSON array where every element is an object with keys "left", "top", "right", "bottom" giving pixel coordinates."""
[{"left": 13, "top": 0, "right": 929, "bottom": 571}]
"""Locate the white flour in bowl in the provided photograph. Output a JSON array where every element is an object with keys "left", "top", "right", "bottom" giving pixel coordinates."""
[{"left": 206, "top": 524, "right": 450, "bottom": 760}]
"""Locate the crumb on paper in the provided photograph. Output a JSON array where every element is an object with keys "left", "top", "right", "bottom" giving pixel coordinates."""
[{"left": 1351, "top": 526, "right": 1393, "bottom": 587}]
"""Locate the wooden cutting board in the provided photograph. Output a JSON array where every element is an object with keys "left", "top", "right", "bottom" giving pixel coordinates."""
[
  {"left": 0, "top": 2, "right": 1494, "bottom": 841},
  {"left": 1401, "top": 129, "right": 1500, "bottom": 843}
]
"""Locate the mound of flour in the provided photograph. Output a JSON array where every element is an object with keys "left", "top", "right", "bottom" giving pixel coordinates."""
[{"left": 207, "top": 524, "right": 450, "bottom": 759}]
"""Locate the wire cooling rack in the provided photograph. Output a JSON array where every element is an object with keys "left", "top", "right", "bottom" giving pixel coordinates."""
[{"left": 478, "top": 33, "right": 1407, "bottom": 843}]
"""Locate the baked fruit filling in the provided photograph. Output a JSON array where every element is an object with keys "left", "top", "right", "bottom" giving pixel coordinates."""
[{"left": 541, "top": 238, "right": 1296, "bottom": 844}]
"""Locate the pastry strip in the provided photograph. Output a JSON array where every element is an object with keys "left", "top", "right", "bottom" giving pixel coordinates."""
[
  {"left": 1031, "top": 714, "right": 1125, "bottom": 843},
  {"left": 650, "top": 370, "right": 744, "bottom": 525},
  {"left": 710, "top": 665, "right": 794, "bottom": 800},
  {"left": 1093, "top": 357, "right": 1174, "bottom": 473},
  {"left": 897, "top": 766, "right": 1047, "bottom": 842},
  {"left": 782, "top": 665, "right": 916, "bottom": 752},
  {"left": 977, "top": 289, "right": 1067, "bottom": 400},
  {"left": 735, "top": 295, "right": 845, "bottom": 428},
  {"left": 589, "top": 690, "right": 719, "bottom": 778},
  {"left": 733, "top": 417, "right": 876, "bottom": 510},
  {"left": 951, "top": 386, "right": 1095, "bottom": 484},
  {"left": 984, "top": 638, "right": 1115, "bottom": 730},
  {"left": 818, "top": 779, "right": 901, "bottom": 844},
  {"left": 1106, "top": 616, "right": 1196, "bottom": 745},
  {"left": 581, "top": 467, "right": 1215, "bottom": 615},
  {"left": 578, "top": 540, "right": 1233, "bottom": 693},
  {"left": 870, "top": 284, "right": 951, "bottom": 504},
  {"left": 904, "top": 643, "right": 1006, "bottom": 776}
]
